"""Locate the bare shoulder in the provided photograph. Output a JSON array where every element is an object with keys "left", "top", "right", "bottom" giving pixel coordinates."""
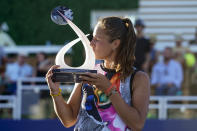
[
  {"left": 135, "top": 71, "right": 149, "bottom": 81},
  {"left": 133, "top": 71, "right": 150, "bottom": 90}
]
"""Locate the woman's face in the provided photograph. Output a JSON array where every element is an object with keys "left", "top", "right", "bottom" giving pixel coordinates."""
[{"left": 90, "top": 24, "right": 114, "bottom": 60}]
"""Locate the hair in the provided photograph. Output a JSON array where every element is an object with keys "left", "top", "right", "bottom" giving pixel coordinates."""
[{"left": 98, "top": 16, "right": 136, "bottom": 81}]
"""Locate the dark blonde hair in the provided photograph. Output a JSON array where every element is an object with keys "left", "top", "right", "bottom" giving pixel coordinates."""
[{"left": 98, "top": 16, "right": 136, "bottom": 81}]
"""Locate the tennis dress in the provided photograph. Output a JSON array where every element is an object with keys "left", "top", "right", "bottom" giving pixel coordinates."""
[{"left": 74, "top": 64, "right": 137, "bottom": 131}]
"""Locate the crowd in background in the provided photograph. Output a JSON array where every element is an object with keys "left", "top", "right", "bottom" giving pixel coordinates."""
[
  {"left": 1, "top": 19, "right": 197, "bottom": 96},
  {"left": 1, "top": 19, "right": 197, "bottom": 118},
  {"left": 134, "top": 19, "right": 197, "bottom": 96}
]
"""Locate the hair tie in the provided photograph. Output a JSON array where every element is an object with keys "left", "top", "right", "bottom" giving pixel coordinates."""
[
  {"left": 125, "top": 22, "right": 129, "bottom": 28},
  {"left": 122, "top": 18, "right": 129, "bottom": 28}
]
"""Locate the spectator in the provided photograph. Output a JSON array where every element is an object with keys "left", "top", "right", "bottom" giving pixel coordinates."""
[
  {"left": 0, "top": 46, "right": 7, "bottom": 94},
  {"left": 189, "top": 27, "right": 197, "bottom": 45},
  {"left": 151, "top": 47, "right": 183, "bottom": 95},
  {"left": 134, "top": 19, "right": 151, "bottom": 72},
  {"left": 0, "top": 22, "right": 16, "bottom": 47},
  {"left": 0, "top": 46, "right": 6, "bottom": 66},
  {"left": 34, "top": 52, "right": 52, "bottom": 78},
  {"left": 183, "top": 40, "right": 196, "bottom": 95},
  {"left": 4, "top": 52, "right": 33, "bottom": 94},
  {"left": 173, "top": 34, "right": 188, "bottom": 67},
  {"left": 34, "top": 52, "right": 53, "bottom": 118},
  {"left": 148, "top": 34, "right": 159, "bottom": 74}
]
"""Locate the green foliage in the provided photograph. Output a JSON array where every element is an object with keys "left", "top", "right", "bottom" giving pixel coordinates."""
[{"left": 0, "top": 0, "right": 138, "bottom": 66}]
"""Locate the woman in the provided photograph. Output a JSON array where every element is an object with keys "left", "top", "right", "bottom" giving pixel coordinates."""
[{"left": 46, "top": 17, "right": 150, "bottom": 131}]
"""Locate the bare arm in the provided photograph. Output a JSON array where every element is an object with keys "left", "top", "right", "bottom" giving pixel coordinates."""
[
  {"left": 51, "top": 83, "right": 82, "bottom": 127},
  {"left": 109, "top": 71, "right": 150, "bottom": 131},
  {"left": 46, "top": 65, "right": 82, "bottom": 127}
]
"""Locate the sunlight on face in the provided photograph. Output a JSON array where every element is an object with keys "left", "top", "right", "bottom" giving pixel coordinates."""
[{"left": 91, "top": 24, "right": 114, "bottom": 60}]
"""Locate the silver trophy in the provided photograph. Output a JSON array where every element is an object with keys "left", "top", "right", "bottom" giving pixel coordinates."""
[{"left": 51, "top": 6, "right": 97, "bottom": 83}]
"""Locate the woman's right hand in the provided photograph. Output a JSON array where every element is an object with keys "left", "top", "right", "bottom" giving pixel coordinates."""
[{"left": 46, "top": 65, "right": 60, "bottom": 94}]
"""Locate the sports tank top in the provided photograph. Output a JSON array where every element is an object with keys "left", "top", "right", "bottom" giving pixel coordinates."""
[{"left": 74, "top": 64, "right": 138, "bottom": 131}]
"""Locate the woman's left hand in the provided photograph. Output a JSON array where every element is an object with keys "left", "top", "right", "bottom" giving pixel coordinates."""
[{"left": 80, "top": 73, "right": 111, "bottom": 92}]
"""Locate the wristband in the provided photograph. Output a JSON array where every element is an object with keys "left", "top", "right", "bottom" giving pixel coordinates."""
[{"left": 50, "top": 88, "right": 62, "bottom": 97}]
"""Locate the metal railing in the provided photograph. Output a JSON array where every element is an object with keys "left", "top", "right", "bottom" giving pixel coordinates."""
[
  {"left": 1, "top": 77, "right": 197, "bottom": 120},
  {"left": 4, "top": 45, "right": 62, "bottom": 54},
  {"left": 15, "top": 77, "right": 73, "bottom": 119},
  {"left": 149, "top": 96, "right": 197, "bottom": 119},
  {"left": 0, "top": 95, "right": 17, "bottom": 119}
]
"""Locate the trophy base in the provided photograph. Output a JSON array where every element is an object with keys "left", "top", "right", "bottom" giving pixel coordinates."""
[{"left": 51, "top": 69, "right": 97, "bottom": 83}]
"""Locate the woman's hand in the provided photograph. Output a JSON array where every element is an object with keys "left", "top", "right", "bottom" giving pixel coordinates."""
[
  {"left": 45, "top": 65, "right": 60, "bottom": 94},
  {"left": 80, "top": 73, "right": 111, "bottom": 93}
]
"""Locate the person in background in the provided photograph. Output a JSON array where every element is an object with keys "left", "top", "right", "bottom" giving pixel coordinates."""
[
  {"left": 189, "top": 27, "right": 197, "bottom": 45},
  {"left": 148, "top": 34, "right": 159, "bottom": 74},
  {"left": 173, "top": 34, "right": 188, "bottom": 67},
  {"left": 34, "top": 52, "right": 54, "bottom": 118},
  {"left": 134, "top": 19, "right": 151, "bottom": 72},
  {"left": 0, "top": 46, "right": 7, "bottom": 94},
  {"left": 0, "top": 22, "right": 16, "bottom": 47},
  {"left": 173, "top": 34, "right": 195, "bottom": 96},
  {"left": 151, "top": 47, "right": 183, "bottom": 95},
  {"left": 34, "top": 52, "right": 52, "bottom": 78},
  {"left": 0, "top": 46, "right": 6, "bottom": 66},
  {"left": 4, "top": 52, "right": 33, "bottom": 94}
]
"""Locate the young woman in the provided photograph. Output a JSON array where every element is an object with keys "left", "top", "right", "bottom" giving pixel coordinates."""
[{"left": 46, "top": 17, "right": 150, "bottom": 131}]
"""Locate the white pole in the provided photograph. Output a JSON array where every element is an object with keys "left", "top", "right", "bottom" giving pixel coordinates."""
[
  {"left": 16, "top": 79, "right": 22, "bottom": 120},
  {"left": 12, "top": 96, "right": 17, "bottom": 119}
]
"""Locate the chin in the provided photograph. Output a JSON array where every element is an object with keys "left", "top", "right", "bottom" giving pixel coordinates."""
[
  {"left": 94, "top": 53, "right": 99, "bottom": 59},
  {"left": 95, "top": 55, "right": 104, "bottom": 60},
  {"left": 95, "top": 56, "right": 102, "bottom": 60},
  {"left": 94, "top": 52, "right": 108, "bottom": 60}
]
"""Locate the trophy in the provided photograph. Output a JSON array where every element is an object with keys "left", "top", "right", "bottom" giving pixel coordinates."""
[{"left": 50, "top": 6, "right": 97, "bottom": 83}]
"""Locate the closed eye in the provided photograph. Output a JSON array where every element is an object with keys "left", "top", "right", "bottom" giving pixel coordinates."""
[{"left": 91, "top": 37, "right": 100, "bottom": 43}]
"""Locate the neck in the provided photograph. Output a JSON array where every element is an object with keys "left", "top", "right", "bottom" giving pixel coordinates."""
[
  {"left": 18, "top": 62, "right": 24, "bottom": 66},
  {"left": 104, "top": 60, "right": 116, "bottom": 69},
  {"left": 103, "top": 49, "right": 117, "bottom": 69},
  {"left": 137, "top": 32, "right": 144, "bottom": 38},
  {"left": 164, "top": 58, "right": 170, "bottom": 64}
]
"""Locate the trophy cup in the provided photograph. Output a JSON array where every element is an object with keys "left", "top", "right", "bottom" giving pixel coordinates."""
[{"left": 50, "top": 6, "right": 97, "bottom": 83}]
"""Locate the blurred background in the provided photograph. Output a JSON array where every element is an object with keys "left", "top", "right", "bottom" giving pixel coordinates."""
[{"left": 1, "top": 0, "right": 197, "bottom": 130}]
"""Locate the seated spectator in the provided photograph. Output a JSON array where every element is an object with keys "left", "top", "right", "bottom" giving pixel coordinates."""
[
  {"left": 34, "top": 52, "right": 52, "bottom": 78},
  {"left": 151, "top": 47, "right": 183, "bottom": 95},
  {"left": 4, "top": 52, "right": 33, "bottom": 94},
  {"left": 34, "top": 52, "right": 54, "bottom": 118}
]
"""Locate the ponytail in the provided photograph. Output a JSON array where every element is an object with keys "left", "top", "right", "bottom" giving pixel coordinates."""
[{"left": 116, "top": 18, "right": 136, "bottom": 81}]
